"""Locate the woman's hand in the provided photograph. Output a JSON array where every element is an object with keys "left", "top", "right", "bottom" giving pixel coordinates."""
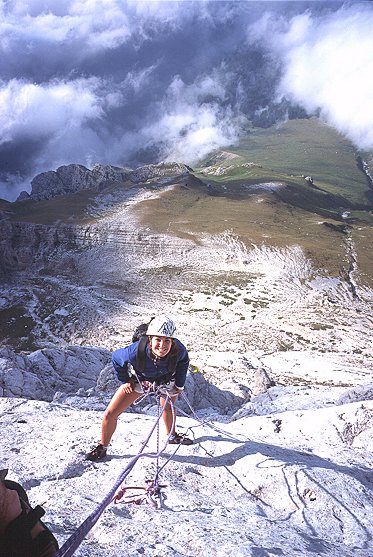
[{"left": 121, "top": 381, "right": 135, "bottom": 394}]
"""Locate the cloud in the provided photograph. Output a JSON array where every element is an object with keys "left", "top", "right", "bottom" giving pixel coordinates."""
[
  {"left": 1, "top": 1, "right": 373, "bottom": 201},
  {"left": 0, "top": 1, "right": 132, "bottom": 52},
  {"left": 252, "top": 4, "right": 373, "bottom": 150},
  {"left": 0, "top": 0, "right": 222, "bottom": 57},
  {"left": 0, "top": 0, "right": 252, "bottom": 200},
  {"left": 0, "top": 76, "right": 111, "bottom": 180},
  {"left": 0, "top": 77, "right": 103, "bottom": 141},
  {"left": 136, "top": 74, "right": 243, "bottom": 163},
  {"left": 0, "top": 75, "right": 111, "bottom": 200}
]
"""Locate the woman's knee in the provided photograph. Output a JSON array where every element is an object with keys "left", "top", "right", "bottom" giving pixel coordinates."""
[{"left": 103, "top": 407, "right": 120, "bottom": 421}]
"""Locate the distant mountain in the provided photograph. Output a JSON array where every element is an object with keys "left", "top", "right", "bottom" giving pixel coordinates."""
[{"left": 18, "top": 161, "right": 192, "bottom": 202}]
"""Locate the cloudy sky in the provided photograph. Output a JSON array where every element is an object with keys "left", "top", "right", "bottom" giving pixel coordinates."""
[{"left": 1, "top": 0, "right": 373, "bottom": 200}]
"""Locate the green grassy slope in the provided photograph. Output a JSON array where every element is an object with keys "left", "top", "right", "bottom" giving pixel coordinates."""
[
  {"left": 135, "top": 119, "right": 373, "bottom": 285},
  {"left": 0, "top": 190, "right": 99, "bottom": 225},
  {"left": 2, "top": 118, "right": 373, "bottom": 285},
  {"left": 196, "top": 118, "right": 372, "bottom": 209}
]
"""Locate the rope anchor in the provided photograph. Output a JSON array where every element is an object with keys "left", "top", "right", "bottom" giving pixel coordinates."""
[{"left": 112, "top": 479, "right": 167, "bottom": 509}]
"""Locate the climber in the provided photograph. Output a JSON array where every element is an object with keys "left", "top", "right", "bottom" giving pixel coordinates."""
[
  {"left": 0, "top": 468, "right": 59, "bottom": 557},
  {"left": 86, "top": 314, "right": 193, "bottom": 461}
]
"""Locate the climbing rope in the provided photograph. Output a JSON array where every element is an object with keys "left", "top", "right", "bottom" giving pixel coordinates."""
[
  {"left": 112, "top": 385, "right": 174, "bottom": 510},
  {"left": 51, "top": 385, "right": 184, "bottom": 557},
  {"left": 51, "top": 393, "right": 170, "bottom": 557},
  {"left": 178, "top": 390, "right": 249, "bottom": 443},
  {"left": 52, "top": 383, "right": 240, "bottom": 557}
]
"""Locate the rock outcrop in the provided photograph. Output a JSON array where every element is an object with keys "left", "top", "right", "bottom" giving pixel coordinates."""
[
  {"left": 0, "top": 219, "right": 86, "bottom": 271},
  {"left": 18, "top": 161, "right": 193, "bottom": 201},
  {"left": 1, "top": 395, "right": 372, "bottom": 557},
  {"left": 27, "top": 163, "right": 131, "bottom": 201},
  {"left": 0, "top": 345, "right": 253, "bottom": 415},
  {"left": 0, "top": 346, "right": 110, "bottom": 401}
]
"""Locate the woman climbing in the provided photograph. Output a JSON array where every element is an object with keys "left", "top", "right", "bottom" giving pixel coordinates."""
[{"left": 86, "top": 314, "right": 193, "bottom": 461}]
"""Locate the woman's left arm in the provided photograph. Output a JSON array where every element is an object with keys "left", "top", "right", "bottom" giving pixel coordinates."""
[{"left": 174, "top": 342, "right": 190, "bottom": 390}]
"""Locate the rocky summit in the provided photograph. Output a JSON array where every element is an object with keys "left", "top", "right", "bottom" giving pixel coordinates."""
[
  {"left": 1, "top": 124, "right": 373, "bottom": 556},
  {"left": 19, "top": 162, "right": 192, "bottom": 201}
]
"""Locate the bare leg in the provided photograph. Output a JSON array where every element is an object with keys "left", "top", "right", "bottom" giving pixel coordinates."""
[
  {"left": 160, "top": 394, "right": 179, "bottom": 435},
  {"left": 101, "top": 384, "right": 140, "bottom": 446}
]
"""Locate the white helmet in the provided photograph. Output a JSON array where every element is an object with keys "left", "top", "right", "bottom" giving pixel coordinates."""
[{"left": 146, "top": 315, "right": 177, "bottom": 338}]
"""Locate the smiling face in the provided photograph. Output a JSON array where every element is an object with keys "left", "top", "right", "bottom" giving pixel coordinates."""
[{"left": 149, "top": 336, "right": 173, "bottom": 358}]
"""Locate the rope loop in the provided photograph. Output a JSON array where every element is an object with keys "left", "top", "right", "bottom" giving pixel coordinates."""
[{"left": 112, "top": 479, "right": 167, "bottom": 508}]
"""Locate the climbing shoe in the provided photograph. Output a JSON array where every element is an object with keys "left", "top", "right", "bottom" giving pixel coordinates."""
[
  {"left": 168, "top": 432, "right": 193, "bottom": 446},
  {"left": 85, "top": 443, "right": 107, "bottom": 461}
]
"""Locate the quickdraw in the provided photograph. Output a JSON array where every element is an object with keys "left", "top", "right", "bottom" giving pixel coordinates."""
[{"left": 112, "top": 479, "right": 167, "bottom": 509}]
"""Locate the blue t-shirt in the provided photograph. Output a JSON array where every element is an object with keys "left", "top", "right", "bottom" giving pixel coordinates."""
[{"left": 112, "top": 338, "right": 189, "bottom": 389}]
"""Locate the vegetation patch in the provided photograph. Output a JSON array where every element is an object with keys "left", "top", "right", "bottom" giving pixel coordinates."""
[
  {"left": 212, "top": 119, "right": 371, "bottom": 207},
  {"left": 309, "top": 323, "right": 334, "bottom": 331}
]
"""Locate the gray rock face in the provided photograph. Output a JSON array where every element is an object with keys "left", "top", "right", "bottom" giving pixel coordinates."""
[
  {"left": 1, "top": 395, "right": 372, "bottom": 557},
  {"left": 229, "top": 384, "right": 350, "bottom": 421},
  {"left": 0, "top": 346, "right": 110, "bottom": 401},
  {"left": 0, "top": 345, "right": 252, "bottom": 415},
  {"left": 0, "top": 218, "right": 88, "bottom": 270},
  {"left": 0, "top": 338, "right": 268, "bottom": 426},
  {"left": 28, "top": 162, "right": 192, "bottom": 201},
  {"left": 251, "top": 367, "right": 275, "bottom": 395},
  {"left": 129, "top": 162, "right": 192, "bottom": 183},
  {"left": 16, "top": 190, "right": 30, "bottom": 201},
  {"left": 29, "top": 164, "right": 124, "bottom": 200},
  {"left": 337, "top": 383, "right": 373, "bottom": 404},
  {"left": 31, "top": 168, "right": 68, "bottom": 200}
]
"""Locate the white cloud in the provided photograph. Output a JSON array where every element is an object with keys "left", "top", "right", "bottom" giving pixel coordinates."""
[
  {"left": 0, "top": 0, "right": 132, "bottom": 53},
  {"left": 253, "top": 5, "right": 373, "bottom": 150},
  {"left": 123, "top": 64, "right": 158, "bottom": 94},
  {"left": 0, "top": 77, "right": 104, "bottom": 143},
  {"left": 0, "top": 76, "right": 122, "bottom": 184},
  {"left": 0, "top": 0, "right": 237, "bottom": 56},
  {"left": 134, "top": 75, "right": 242, "bottom": 164},
  {"left": 2, "top": 1, "right": 373, "bottom": 203},
  {"left": 0, "top": 0, "right": 216, "bottom": 55}
]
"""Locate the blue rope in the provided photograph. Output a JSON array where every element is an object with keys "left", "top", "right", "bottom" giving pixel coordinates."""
[{"left": 52, "top": 401, "right": 167, "bottom": 557}]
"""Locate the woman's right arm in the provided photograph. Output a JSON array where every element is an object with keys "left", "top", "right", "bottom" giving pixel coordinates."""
[{"left": 112, "top": 346, "right": 132, "bottom": 382}]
